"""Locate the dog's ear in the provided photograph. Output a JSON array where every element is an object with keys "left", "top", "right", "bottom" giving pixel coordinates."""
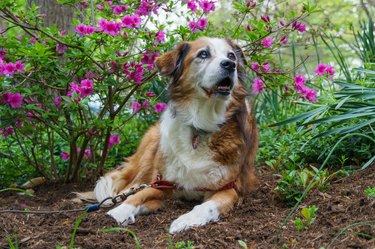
[{"left": 155, "top": 42, "right": 190, "bottom": 77}]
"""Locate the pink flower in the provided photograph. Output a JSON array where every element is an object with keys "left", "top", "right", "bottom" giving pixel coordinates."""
[
  {"left": 251, "top": 62, "right": 260, "bottom": 71},
  {"left": 54, "top": 97, "right": 62, "bottom": 109},
  {"left": 3, "top": 92, "right": 23, "bottom": 108},
  {"left": 325, "top": 65, "right": 335, "bottom": 77},
  {"left": 187, "top": 0, "right": 198, "bottom": 12},
  {"left": 135, "top": 0, "right": 155, "bottom": 16},
  {"left": 189, "top": 21, "right": 198, "bottom": 33},
  {"left": 146, "top": 91, "right": 156, "bottom": 97},
  {"left": 261, "top": 37, "right": 273, "bottom": 48},
  {"left": 142, "top": 101, "right": 150, "bottom": 109},
  {"left": 294, "top": 74, "right": 306, "bottom": 90},
  {"left": 113, "top": 5, "right": 127, "bottom": 15},
  {"left": 17, "top": 35, "right": 22, "bottom": 40},
  {"left": 75, "top": 24, "right": 95, "bottom": 36},
  {"left": 83, "top": 149, "right": 92, "bottom": 159},
  {"left": 279, "top": 19, "right": 286, "bottom": 26},
  {"left": 98, "top": 19, "right": 121, "bottom": 36},
  {"left": 108, "top": 134, "right": 120, "bottom": 148},
  {"left": 132, "top": 101, "right": 142, "bottom": 113},
  {"left": 0, "top": 126, "right": 14, "bottom": 138},
  {"left": 280, "top": 34, "right": 288, "bottom": 44},
  {"left": 61, "top": 151, "right": 70, "bottom": 160},
  {"left": 96, "top": 4, "right": 103, "bottom": 10},
  {"left": 199, "top": 0, "right": 215, "bottom": 13},
  {"left": 292, "top": 21, "right": 306, "bottom": 33},
  {"left": 262, "top": 61, "right": 270, "bottom": 72},
  {"left": 80, "top": 79, "right": 94, "bottom": 97},
  {"left": 261, "top": 15, "right": 270, "bottom": 23},
  {"left": 155, "top": 30, "right": 165, "bottom": 43},
  {"left": 314, "top": 64, "right": 327, "bottom": 76},
  {"left": 246, "top": 0, "right": 256, "bottom": 8},
  {"left": 122, "top": 15, "right": 142, "bottom": 29},
  {"left": 252, "top": 78, "right": 264, "bottom": 94},
  {"left": 56, "top": 44, "right": 68, "bottom": 55},
  {"left": 67, "top": 82, "right": 81, "bottom": 98},
  {"left": 2, "top": 62, "right": 16, "bottom": 75},
  {"left": 154, "top": 102, "right": 167, "bottom": 113},
  {"left": 197, "top": 18, "right": 208, "bottom": 31}
]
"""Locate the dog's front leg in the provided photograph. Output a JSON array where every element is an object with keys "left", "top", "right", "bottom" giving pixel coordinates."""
[
  {"left": 107, "top": 187, "right": 165, "bottom": 226},
  {"left": 169, "top": 188, "right": 239, "bottom": 234}
]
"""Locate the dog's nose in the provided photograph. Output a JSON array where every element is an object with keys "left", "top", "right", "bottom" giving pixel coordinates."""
[{"left": 220, "top": 60, "right": 236, "bottom": 72}]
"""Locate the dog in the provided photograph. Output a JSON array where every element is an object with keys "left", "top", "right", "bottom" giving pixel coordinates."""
[{"left": 94, "top": 37, "right": 259, "bottom": 234}]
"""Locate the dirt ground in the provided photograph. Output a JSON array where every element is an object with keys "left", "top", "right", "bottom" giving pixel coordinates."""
[{"left": 0, "top": 165, "right": 374, "bottom": 249}]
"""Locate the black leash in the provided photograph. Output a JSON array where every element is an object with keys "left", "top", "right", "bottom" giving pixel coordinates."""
[{"left": 0, "top": 184, "right": 150, "bottom": 214}]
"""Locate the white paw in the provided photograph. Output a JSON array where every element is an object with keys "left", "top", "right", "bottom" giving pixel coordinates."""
[
  {"left": 106, "top": 204, "right": 140, "bottom": 226},
  {"left": 169, "top": 200, "right": 219, "bottom": 234}
]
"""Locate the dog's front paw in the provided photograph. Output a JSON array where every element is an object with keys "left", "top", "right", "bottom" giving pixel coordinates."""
[
  {"left": 169, "top": 201, "right": 219, "bottom": 234},
  {"left": 106, "top": 204, "right": 139, "bottom": 226}
]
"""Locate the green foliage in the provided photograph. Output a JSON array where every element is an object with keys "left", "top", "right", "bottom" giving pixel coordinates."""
[
  {"left": 174, "top": 241, "right": 194, "bottom": 249},
  {"left": 98, "top": 227, "right": 141, "bottom": 248},
  {"left": 364, "top": 186, "right": 375, "bottom": 198},
  {"left": 69, "top": 211, "right": 87, "bottom": 249},
  {"left": 274, "top": 165, "right": 347, "bottom": 203},
  {"left": 5, "top": 231, "right": 19, "bottom": 249},
  {"left": 294, "top": 205, "right": 318, "bottom": 231}
]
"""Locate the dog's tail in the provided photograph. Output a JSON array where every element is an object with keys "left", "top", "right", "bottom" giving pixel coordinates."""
[{"left": 94, "top": 172, "right": 117, "bottom": 204}]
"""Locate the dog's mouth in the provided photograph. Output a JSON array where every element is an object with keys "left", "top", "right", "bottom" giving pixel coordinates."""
[{"left": 202, "top": 77, "right": 234, "bottom": 97}]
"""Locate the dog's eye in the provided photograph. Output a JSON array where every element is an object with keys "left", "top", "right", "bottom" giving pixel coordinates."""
[
  {"left": 228, "top": 52, "right": 236, "bottom": 61},
  {"left": 197, "top": 50, "right": 209, "bottom": 59}
]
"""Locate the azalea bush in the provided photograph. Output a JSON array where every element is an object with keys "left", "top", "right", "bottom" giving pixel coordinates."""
[{"left": 0, "top": 0, "right": 325, "bottom": 185}]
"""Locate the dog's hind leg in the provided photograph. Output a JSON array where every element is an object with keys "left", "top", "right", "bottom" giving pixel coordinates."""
[
  {"left": 107, "top": 187, "right": 166, "bottom": 226},
  {"left": 169, "top": 188, "right": 238, "bottom": 233}
]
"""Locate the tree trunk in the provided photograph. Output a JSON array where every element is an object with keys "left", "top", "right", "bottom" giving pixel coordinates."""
[{"left": 28, "top": 0, "right": 76, "bottom": 33}]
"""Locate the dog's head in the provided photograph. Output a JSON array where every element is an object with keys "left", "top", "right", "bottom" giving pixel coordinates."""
[{"left": 155, "top": 37, "right": 246, "bottom": 104}]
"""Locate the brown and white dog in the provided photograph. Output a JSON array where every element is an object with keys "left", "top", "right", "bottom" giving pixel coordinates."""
[{"left": 94, "top": 37, "right": 258, "bottom": 233}]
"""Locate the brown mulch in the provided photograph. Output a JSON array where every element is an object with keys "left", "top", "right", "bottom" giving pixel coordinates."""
[{"left": 0, "top": 166, "right": 374, "bottom": 249}]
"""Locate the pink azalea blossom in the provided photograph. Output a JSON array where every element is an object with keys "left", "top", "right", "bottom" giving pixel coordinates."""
[
  {"left": 142, "top": 100, "right": 150, "bottom": 109},
  {"left": 261, "top": 15, "right": 270, "bottom": 23},
  {"left": 262, "top": 61, "right": 270, "bottom": 72},
  {"left": 293, "top": 74, "right": 306, "bottom": 91},
  {"left": 252, "top": 77, "right": 264, "bottom": 94},
  {"left": 187, "top": 0, "right": 198, "bottom": 12},
  {"left": 96, "top": 4, "right": 103, "bottom": 10},
  {"left": 246, "top": 0, "right": 256, "bottom": 8},
  {"left": 314, "top": 63, "right": 327, "bottom": 76},
  {"left": 113, "top": 5, "right": 127, "bottom": 15},
  {"left": 325, "top": 65, "right": 335, "bottom": 77},
  {"left": 155, "top": 30, "right": 165, "bottom": 43},
  {"left": 122, "top": 15, "right": 142, "bottom": 29},
  {"left": 56, "top": 44, "right": 68, "bottom": 54},
  {"left": 98, "top": 19, "right": 121, "bottom": 36},
  {"left": 279, "top": 19, "right": 286, "bottom": 26},
  {"left": 197, "top": 18, "right": 208, "bottom": 31},
  {"left": 261, "top": 37, "right": 273, "bottom": 48},
  {"left": 132, "top": 101, "right": 142, "bottom": 113},
  {"left": 154, "top": 102, "right": 167, "bottom": 113},
  {"left": 80, "top": 78, "right": 94, "bottom": 97},
  {"left": 75, "top": 24, "right": 95, "bottom": 36},
  {"left": 108, "top": 134, "right": 120, "bottom": 148},
  {"left": 135, "top": 0, "right": 157, "bottom": 16},
  {"left": 292, "top": 21, "right": 306, "bottom": 33},
  {"left": 199, "top": 0, "right": 215, "bottom": 13},
  {"left": 61, "top": 151, "right": 70, "bottom": 160},
  {"left": 251, "top": 62, "right": 260, "bottom": 71},
  {"left": 54, "top": 97, "right": 62, "bottom": 109},
  {"left": 2, "top": 62, "right": 16, "bottom": 75},
  {"left": 3, "top": 92, "right": 24, "bottom": 108},
  {"left": 280, "top": 34, "right": 288, "bottom": 44},
  {"left": 0, "top": 126, "right": 14, "bottom": 138},
  {"left": 83, "top": 149, "right": 92, "bottom": 159},
  {"left": 146, "top": 91, "right": 156, "bottom": 97}
]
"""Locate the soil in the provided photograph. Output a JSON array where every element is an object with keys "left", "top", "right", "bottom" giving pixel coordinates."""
[{"left": 1, "top": 166, "right": 374, "bottom": 249}]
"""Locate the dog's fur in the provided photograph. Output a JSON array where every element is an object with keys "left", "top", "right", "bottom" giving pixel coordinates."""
[{"left": 94, "top": 37, "right": 258, "bottom": 233}]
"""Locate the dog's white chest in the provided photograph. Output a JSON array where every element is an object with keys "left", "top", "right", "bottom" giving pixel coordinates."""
[{"left": 159, "top": 110, "right": 228, "bottom": 191}]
